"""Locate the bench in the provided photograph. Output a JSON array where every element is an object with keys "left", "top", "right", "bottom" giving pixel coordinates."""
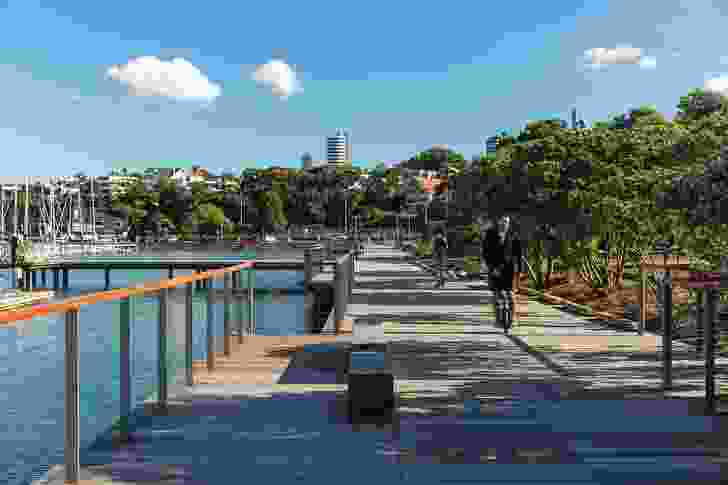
[{"left": 347, "top": 343, "right": 395, "bottom": 419}]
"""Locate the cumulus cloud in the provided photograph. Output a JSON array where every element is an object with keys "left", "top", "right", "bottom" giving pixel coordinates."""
[
  {"left": 584, "top": 45, "right": 656, "bottom": 69},
  {"left": 251, "top": 59, "right": 303, "bottom": 99},
  {"left": 705, "top": 75, "right": 728, "bottom": 96},
  {"left": 106, "top": 56, "right": 222, "bottom": 102}
]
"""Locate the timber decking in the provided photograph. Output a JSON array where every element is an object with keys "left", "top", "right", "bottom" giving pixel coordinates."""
[{"left": 191, "top": 335, "right": 352, "bottom": 386}]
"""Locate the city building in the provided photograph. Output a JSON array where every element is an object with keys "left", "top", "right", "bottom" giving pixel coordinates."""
[{"left": 326, "top": 128, "right": 352, "bottom": 167}]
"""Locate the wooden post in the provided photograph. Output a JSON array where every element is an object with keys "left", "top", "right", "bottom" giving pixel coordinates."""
[
  {"left": 185, "top": 283, "right": 193, "bottom": 386},
  {"left": 119, "top": 297, "right": 132, "bottom": 442},
  {"left": 207, "top": 275, "right": 215, "bottom": 371},
  {"left": 158, "top": 287, "right": 168, "bottom": 408},
  {"left": 224, "top": 272, "right": 232, "bottom": 356},
  {"left": 64, "top": 308, "right": 80, "bottom": 483},
  {"left": 640, "top": 266, "right": 646, "bottom": 335}
]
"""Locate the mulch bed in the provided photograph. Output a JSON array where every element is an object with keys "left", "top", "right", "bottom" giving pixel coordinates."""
[{"left": 516, "top": 271, "right": 691, "bottom": 323}]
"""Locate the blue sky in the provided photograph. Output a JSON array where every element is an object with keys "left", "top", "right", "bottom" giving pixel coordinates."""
[{"left": 1, "top": 0, "right": 727, "bottom": 180}]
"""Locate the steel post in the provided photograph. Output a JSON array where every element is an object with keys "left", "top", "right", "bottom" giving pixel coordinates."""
[
  {"left": 158, "top": 287, "right": 168, "bottom": 408},
  {"left": 185, "top": 283, "right": 193, "bottom": 386},
  {"left": 64, "top": 308, "right": 80, "bottom": 483}
]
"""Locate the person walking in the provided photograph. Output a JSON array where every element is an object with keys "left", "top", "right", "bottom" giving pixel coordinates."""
[
  {"left": 482, "top": 214, "right": 523, "bottom": 333},
  {"left": 432, "top": 226, "right": 448, "bottom": 288}
]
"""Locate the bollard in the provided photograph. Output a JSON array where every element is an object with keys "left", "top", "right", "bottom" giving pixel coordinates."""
[
  {"left": 704, "top": 288, "right": 719, "bottom": 414},
  {"left": 207, "top": 276, "right": 215, "bottom": 371},
  {"left": 41, "top": 269, "right": 46, "bottom": 287},
  {"left": 53, "top": 268, "right": 60, "bottom": 290},
  {"left": 62, "top": 268, "right": 69, "bottom": 290},
  {"left": 64, "top": 308, "right": 80, "bottom": 483},
  {"left": 119, "top": 297, "right": 132, "bottom": 442},
  {"left": 224, "top": 272, "right": 232, "bottom": 356},
  {"left": 168, "top": 266, "right": 174, "bottom": 280},
  {"left": 158, "top": 287, "right": 168, "bottom": 408},
  {"left": 31, "top": 270, "right": 37, "bottom": 289},
  {"left": 105, "top": 267, "right": 111, "bottom": 291},
  {"left": 185, "top": 283, "right": 193, "bottom": 386}
]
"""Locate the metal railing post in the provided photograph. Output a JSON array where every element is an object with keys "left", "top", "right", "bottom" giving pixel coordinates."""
[
  {"left": 185, "top": 283, "right": 193, "bottom": 386},
  {"left": 662, "top": 271, "right": 672, "bottom": 390},
  {"left": 304, "top": 249, "right": 312, "bottom": 290},
  {"left": 224, "top": 272, "right": 232, "bottom": 356},
  {"left": 207, "top": 274, "right": 215, "bottom": 371},
  {"left": 158, "top": 287, "right": 168, "bottom": 408},
  {"left": 705, "top": 288, "right": 718, "bottom": 414},
  {"left": 119, "top": 297, "right": 132, "bottom": 443},
  {"left": 64, "top": 308, "right": 80, "bottom": 483},
  {"left": 248, "top": 268, "right": 255, "bottom": 334},
  {"left": 335, "top": 259, "right": 345, "bottom": 334},
  {"left": 238, "top": 270, "right": 245, "bottom": 343}
]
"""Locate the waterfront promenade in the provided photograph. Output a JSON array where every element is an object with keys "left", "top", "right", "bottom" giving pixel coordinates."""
[{"left": 35, "top": 242, "right": 728, "bottom": 483}]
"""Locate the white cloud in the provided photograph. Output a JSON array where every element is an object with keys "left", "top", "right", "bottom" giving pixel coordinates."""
[
  {"left": 251, "top": 59, "right": 303, "bottom": 100},
  {"left": 583, "top": 45, "right": 656, "bottom": 69},
  {"left": 639, "top": 56, "right": 657, "bottom": 69},
  {"left": 106, "top": 56, "right": 222, "bottom": 102},
  {"left": 705, "top": 75, "right": 728, "bottom": 96}
]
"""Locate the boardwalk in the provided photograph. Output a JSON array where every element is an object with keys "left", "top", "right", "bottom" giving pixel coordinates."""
[{"left": 36, "top": 242, "right": 728, "bottom": 484}]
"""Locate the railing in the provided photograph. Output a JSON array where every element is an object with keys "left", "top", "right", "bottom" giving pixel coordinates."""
[{"left": 0, "top": 261, "right": 255, "bottom": 484}]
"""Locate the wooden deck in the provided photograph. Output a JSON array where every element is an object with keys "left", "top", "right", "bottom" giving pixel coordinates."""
[{"left": 191, "top": 334, "right": 353, "bottom": 386}]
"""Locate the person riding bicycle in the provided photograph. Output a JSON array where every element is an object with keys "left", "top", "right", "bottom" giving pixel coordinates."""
[
  {"left": 482, "top": 214, "right": 522, "bottom": 333},
  {"left": 433, "top": 226, "right": 448, "bottom": 288}
]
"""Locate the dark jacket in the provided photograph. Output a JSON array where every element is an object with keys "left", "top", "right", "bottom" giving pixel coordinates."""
[
  {"left": 433, "top": 234, "right": 448, "bottom": 261},
  {"left": 483, "top": 227, "right": 522, "bottom": 290}
]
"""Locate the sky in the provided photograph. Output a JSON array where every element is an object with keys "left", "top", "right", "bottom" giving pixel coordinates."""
[{"left": 1, "top": 0, "right": 728, "bottom": 180}]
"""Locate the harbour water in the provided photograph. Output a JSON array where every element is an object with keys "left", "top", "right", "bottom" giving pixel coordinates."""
[{"left": 0, "top": 263, "right": 306, "bottom": 485}]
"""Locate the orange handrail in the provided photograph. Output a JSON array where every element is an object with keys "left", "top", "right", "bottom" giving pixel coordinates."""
[{"left": 0, "top": 261, "right": 255, "bottom": 324}]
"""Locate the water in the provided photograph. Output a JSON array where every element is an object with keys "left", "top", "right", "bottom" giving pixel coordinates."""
[{"left": 0, "top": 265, "right": 306, "bottom": 485}]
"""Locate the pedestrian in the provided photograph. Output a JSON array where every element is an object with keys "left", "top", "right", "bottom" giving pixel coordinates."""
[
  {"left": 432, "top": 226, "right": 448, "bottom": 288},
  {"left": 482, "top": 214, "right": 523, "bottom": 333}
]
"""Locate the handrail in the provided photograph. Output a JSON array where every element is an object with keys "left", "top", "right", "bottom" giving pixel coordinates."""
[{"left": 0, "top": 261, "right": 254, "bottom": 324}]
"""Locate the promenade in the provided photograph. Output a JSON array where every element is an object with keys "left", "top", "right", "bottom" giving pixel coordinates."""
[{"left": 37, "top": 242, "right": 728, "bottom": 484}]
